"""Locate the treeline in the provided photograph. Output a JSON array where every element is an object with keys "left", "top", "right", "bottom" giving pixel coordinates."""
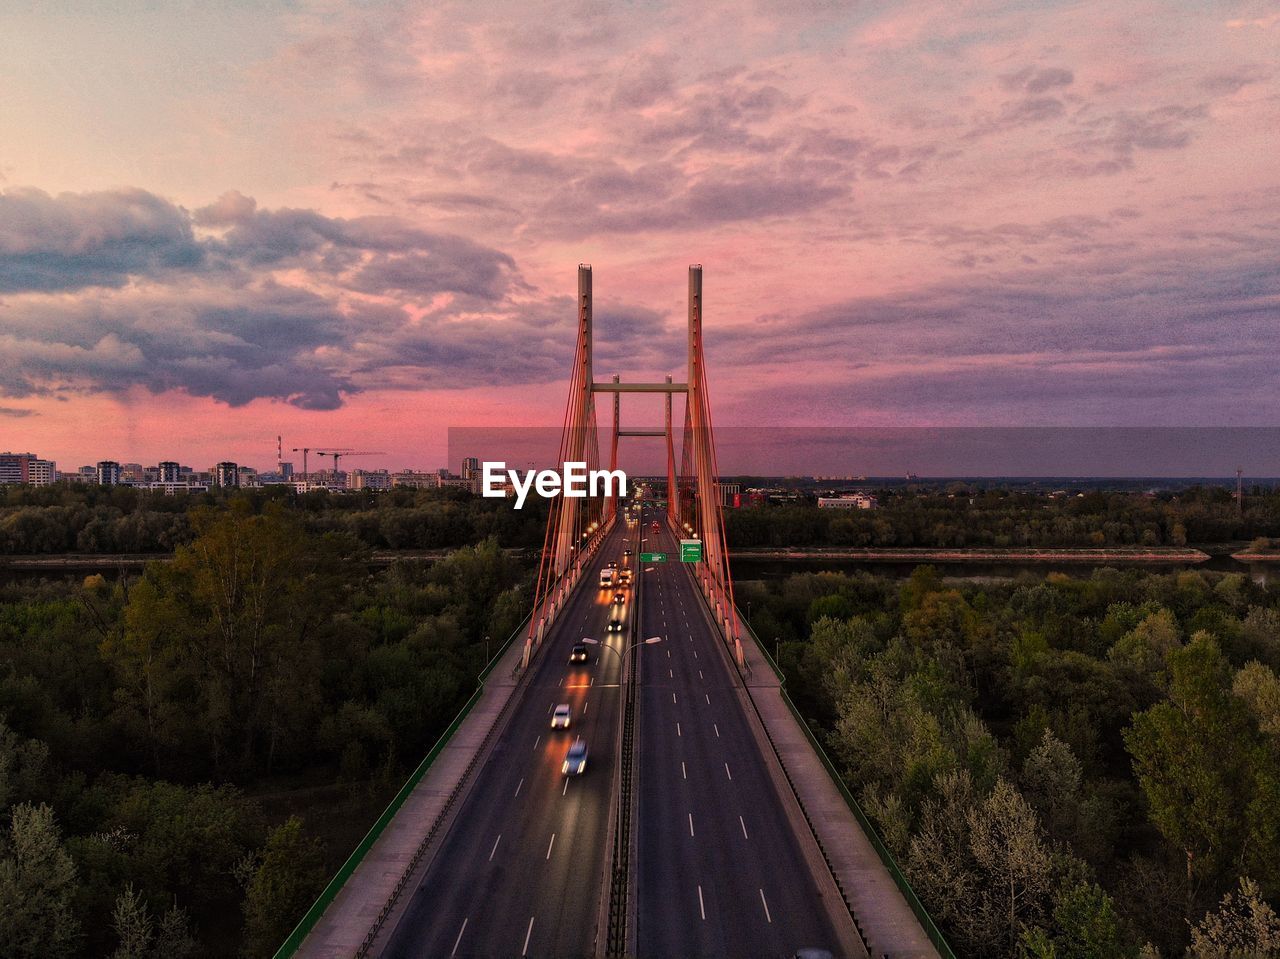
[
  {"left": 740, "top": 565, "right": 1280, "bottom": 957},
  {"left": 0, "top": 485, "right": 550, "bottom": 555},
  {"left": 0, "top": 506, "right": 530, "bottom": 957},
  {"left": 727, "top": 487, "right": 1280, "bottom": 549}
]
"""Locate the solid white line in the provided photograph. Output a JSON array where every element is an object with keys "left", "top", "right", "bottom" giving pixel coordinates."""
[
  {"left": 450, "top": 917, "right": 469, "bottom": 957},
  {"left": 522, "top": 916, "right": 535, "bottom": 956},
  {"left": 698, "top": 885, "right": 706, "bottom": 920},
  {"left": 547, "top": 833, "right": 556, "bottom": 859},
  {"left": 725, "top": 762, "right": 732, "bottom": 780},
  {"left": 713, "top": 724, "right": 720, "bottom": 738},
  {"left": 515, "top": 778, "right": 524, "bottom": 797},
  {"left": 489, "top": 835, "right": 502, "bottom": 861},
  {"left": 688, "top": 812, "right": 695, "bottom": 836},
  {"left": 759, "top": 889, "right": 772, "bottom": 923},
  {"left": 681, "top": 761, "right": 687, "bottom": 779},
  {"left": 740, "top": 816, "right": 749, "bottom": 839}
]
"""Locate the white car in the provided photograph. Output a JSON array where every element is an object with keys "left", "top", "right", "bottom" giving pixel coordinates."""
[{"left": 551, "top": 704, "right": 572, "bottom": 729}]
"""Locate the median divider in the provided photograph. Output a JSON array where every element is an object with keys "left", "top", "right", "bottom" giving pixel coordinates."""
[{"left": 272, "top": 611, "right": 531, "bottom": 959}]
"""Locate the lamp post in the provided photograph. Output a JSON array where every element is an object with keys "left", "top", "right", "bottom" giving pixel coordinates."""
[{"left": 581, "top": 635, "right": 663, "bottom": 670}]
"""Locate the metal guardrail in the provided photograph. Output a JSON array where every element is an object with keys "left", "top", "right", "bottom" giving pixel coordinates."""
[
  {"left": 271, "top": 612, "right": 531, "bottom": 959},
  {"left": 741, "top": 616, "right": 957, "bottom": 959}
]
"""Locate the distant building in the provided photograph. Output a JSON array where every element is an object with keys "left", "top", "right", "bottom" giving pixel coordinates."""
[
  {"left": 121, "top": 463, "right": 145, "bottom": 484},
  {"left": 158, "top": 461, "right": 181, "bottom": 483},
  {"left": 391, "top": 470, "right": 438, "bottom": 489},
  {"left": 96, "top": 461, "right": 122, "bottom": 485},
  {"left": 437, "top": 474, "right": 478, "bottom": 493},
  {"left": 0, "top": 452, "right": 56, "bottom": 486},
  {"left": 461, "top": 457, "right": 480, "bottom": 481},
  {"left": 148, "top": 481, "right": 208, "bottom": 495},
  {"left": 238, "top": 467, "right": 260, "bottom": 488},
  {"left": 279, "top": 461, "right": 294, "bottom": 479},
  {"left": 214, "top": 462, "right": 240, "bottom": 488},
  {"left": 716, "top": 482, "right": 740, "bottom": 507},
  {"left": 350, "top": 469, "right": 392, "bottom": 490},
  {"left": 817, "top": 493, "right": 878, "bottom": 510}
]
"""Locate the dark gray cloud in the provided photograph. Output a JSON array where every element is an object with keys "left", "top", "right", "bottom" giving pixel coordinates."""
[
  {"left": 0, "top": 406, "right": 35, "bottom": 418},
  {"left": 0, "top": 188, "right": 204, "bottom": 293},
  {"left": 1000, "top": 66, "right": 1074, "bottom": 94}
]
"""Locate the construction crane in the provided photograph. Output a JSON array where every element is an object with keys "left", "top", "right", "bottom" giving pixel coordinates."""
[
  {"left": 291, "top": 447, "right": 314, "bottom": 481},
  {"left": 314, "top": 450, "right": 387, "bottom": 472}
]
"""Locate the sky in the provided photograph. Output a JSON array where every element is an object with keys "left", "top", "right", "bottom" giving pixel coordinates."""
[{"left": 1, "top": 0, "right": 1278, "bottom": 472}]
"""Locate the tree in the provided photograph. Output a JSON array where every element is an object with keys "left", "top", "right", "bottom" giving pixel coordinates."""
[
  {"left": 111, "top": 883, "right": 153, "bottom": 959},
  {"left": 1187, "top": 877, "right": 1280, "bottom": 959},
  {"left": 1124, "top": 636, "right": 1255, "bottom": 907},
  {"left": 1023, "top": 728, "right": 1082, "bottom": 840},
  {"left": 242, "top": 817, "right": 327, "bottom": 958},
  {"left": 0, "top": 803, "right": 81, "bottom": 957},
  {"left": 1049, "top": 881, "right": 1134, "bottom": 959}
]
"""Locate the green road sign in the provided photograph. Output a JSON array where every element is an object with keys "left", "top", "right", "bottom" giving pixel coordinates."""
[
  {"left": 680, "top": 539, "right": 703, "bottom": 562},
  {"left": 639, "top": 552, "right": 667, "bottom": 563}
]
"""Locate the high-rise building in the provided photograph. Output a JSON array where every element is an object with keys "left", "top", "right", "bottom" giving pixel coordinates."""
[
  {"left": 0, "top": 452, "right": 56, "bottom": 486},
  {"left": 214, "top": 462, "right": 240, "bottom": 488},
  {"left": 121, "top": 463, "right": 145, "bottom": 484},
  {"left": 158, "top": 461, "right": 181, "bottom": 483},
  {"left": 350, "top": 469, "right": 392, "bottom": 490},
  {"left": 279, "top": 461, "right": 294, "bottom": 479},
  {"left": 461, "top": 457, "right": 480, "bottom": 481},
  {"left": 97, "top": 461, "right": 122, "bottom": 485}
]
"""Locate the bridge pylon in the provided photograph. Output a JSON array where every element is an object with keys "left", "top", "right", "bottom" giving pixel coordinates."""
[{"left": 526, "top": 265, "right": 740, "bottom": 666}]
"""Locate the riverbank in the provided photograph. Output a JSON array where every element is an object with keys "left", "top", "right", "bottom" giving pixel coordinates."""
[{"left": 727, "top": 546, "right": 1211, "bottom": 564}]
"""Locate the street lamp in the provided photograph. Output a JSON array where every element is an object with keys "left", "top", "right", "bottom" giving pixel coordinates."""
[{"left": 581, "top": 635, "right": 663, "bottom": 667}]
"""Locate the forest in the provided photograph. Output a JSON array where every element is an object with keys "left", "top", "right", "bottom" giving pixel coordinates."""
[
  {"left": 0, "top": 506, "right": 529, "bottom": 957},
  {"left": 0, "top": 484, "right": 550, "bottom": 555},
  {"left": 739, "top": 564, "right": 1280, "bottom": 957},
  {"left": 726, "top": 486, "right": 1280, "bottom": 549}
]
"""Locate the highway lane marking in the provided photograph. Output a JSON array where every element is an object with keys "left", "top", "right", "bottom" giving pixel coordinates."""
[
  {"left": 667, "top": 649, "right": 671, "bottom": 658},
  {"left": 739, "top": 816, "right": 749, "bottom": 839},
  {"left": 714, "top": 723, "right": 720, "bottom": 738},
  {"left": 677, "top": 722, "right": 682, "bottom": 736},
  {"left": 562, "top": 777, "right": 569, "bottom": 796},
  {"left": 759, "top": 889, "right": 772, "bottom": 923},
  {"left": 673, "top": 692, "right": 678, "bottom": 704},
  {"left": 688, "top": 813, "right": 695, "bottom": 836},
  {"left": 724, "top": 762, "right": 732, "bottom": 780},
  {"left": 681, "top": 761, "right": 687, "bottom": 779},
  {"left": 546, "top": 833, "right": 557, "bottom": 859},
  {"left": 698, "top": 885, "right": 706, "bottom": 920},
  {"left": 522, "top": 916, "right": 535, "bottom": 956},
  {"left": 706, "top": 693, "right": 711, "bottom": 704},
  {"left": 533, "top": 736, "right": 541, "bottom": 751},
  {"left": 515, "top": 778, "right": 524, "bottom": 797},
  {"left": 583, "top": 699, "right": 589, "bottom": 715},
  {"left": 669, "top": 669, "right": 673, "bottom": 678},
  {"left": 699, "top": 670, "right": 703, "bottom": 680},
  {"left": 693, "top": 650, "right": 698, "bottom": 659},
  {"left": 450, "top": 918, "right": 468, "bottom": 957},
  {"left": 489, "top": 835, "right": 502, "bottom": 861}
]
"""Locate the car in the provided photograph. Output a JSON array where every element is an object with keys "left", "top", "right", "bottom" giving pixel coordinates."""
[
  {"left": 562, "top": 738, "right": 588, "bottom": 775},
  {"left": 551, "top": 704, "right": 572, "bottom": 729},
  {"left": 606, "top": 561, "right": 618, "bottom": 570},
  {"left": 613, "top": 591, "right": 625, "bottom": 605},
  {"left": 619, "top": 569, "right": 633, "bottom": 585},
  {"left": 607, "top": 615, "right": 624, "bottom": 633},
  {"left": 623, "top": 548, "right": 633, "bottom": 558},
  {"left": 569, "top": 642, "right": 589, "bottom": 663},
  {"left": 651, "top": 521, "right": 660, "bottom": 531}
]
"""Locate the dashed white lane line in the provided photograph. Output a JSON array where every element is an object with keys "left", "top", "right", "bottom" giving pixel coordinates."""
[
  {"left": 759, "top": 889, "right": 773, "bottom": 923},
  {"left": 522, "top": 916, "right": 535, "bottom": 956},
  {"left": 677, "top": 722, "right": 682, "bottom": 736},
  {"left": 583, "top": 700, "right": 589, "bottom": 715},
  {"left": 705, "top": 693, "right": 711, "bottom": 704},
  {"left": 670, "top": 669, "right": 673, "bottom": 678},
  {"left": 489, "top": 835, "right": 502, "bottom": 861},
  {"left": 713, "top": 724, "right": 720, "bottom": 738},
  {"left": 546, "top": 833, "right": 556, "bottom": 859},
  {"left": 698, "top": 886, "right": 706, "bottom": 920},
  {"left": 693, "top": 650, "right": 698, "bottom": 659},
  {"left": 739, "top": 816, "right": 749, "bottom": 839},
  {"left": 698, "top": 670, "right": 703, "bottom": 680},
  {"left": 562, "top": 777, "right": 569, "bottom": 796},
  {"left": 681, "top": 761, "right": 687, "bottom": 779},
  {"left": 533, "top": 736, "right": 541, "bottom": 751},
  {"left": 725, "top": 762, "right": 733, "bottom": 781},
  {"left": 450, "top": 917, "right": 468, "bottom": 957},
  {"left": 515, "top": 777, "right": 524, "bottom": 797},
  {"left": 688, "top": 812, "right": 695, "bottom": 836}
]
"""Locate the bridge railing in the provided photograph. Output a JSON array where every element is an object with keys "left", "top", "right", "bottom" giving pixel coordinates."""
[
  {"left": 271, "top": 611, "right": 531, "bottom": 959},
  {"left": 738, "top": 613, "right": 958, "bottom": 959}
]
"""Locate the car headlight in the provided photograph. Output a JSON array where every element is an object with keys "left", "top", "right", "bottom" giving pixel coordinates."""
[{"left": 562, "top": 762, "right": 569, "bottom": 773}]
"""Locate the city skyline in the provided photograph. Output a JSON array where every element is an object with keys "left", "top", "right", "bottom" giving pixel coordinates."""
[{"left": 3, "top": 1, "right": 1278, "bottom": 469}]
